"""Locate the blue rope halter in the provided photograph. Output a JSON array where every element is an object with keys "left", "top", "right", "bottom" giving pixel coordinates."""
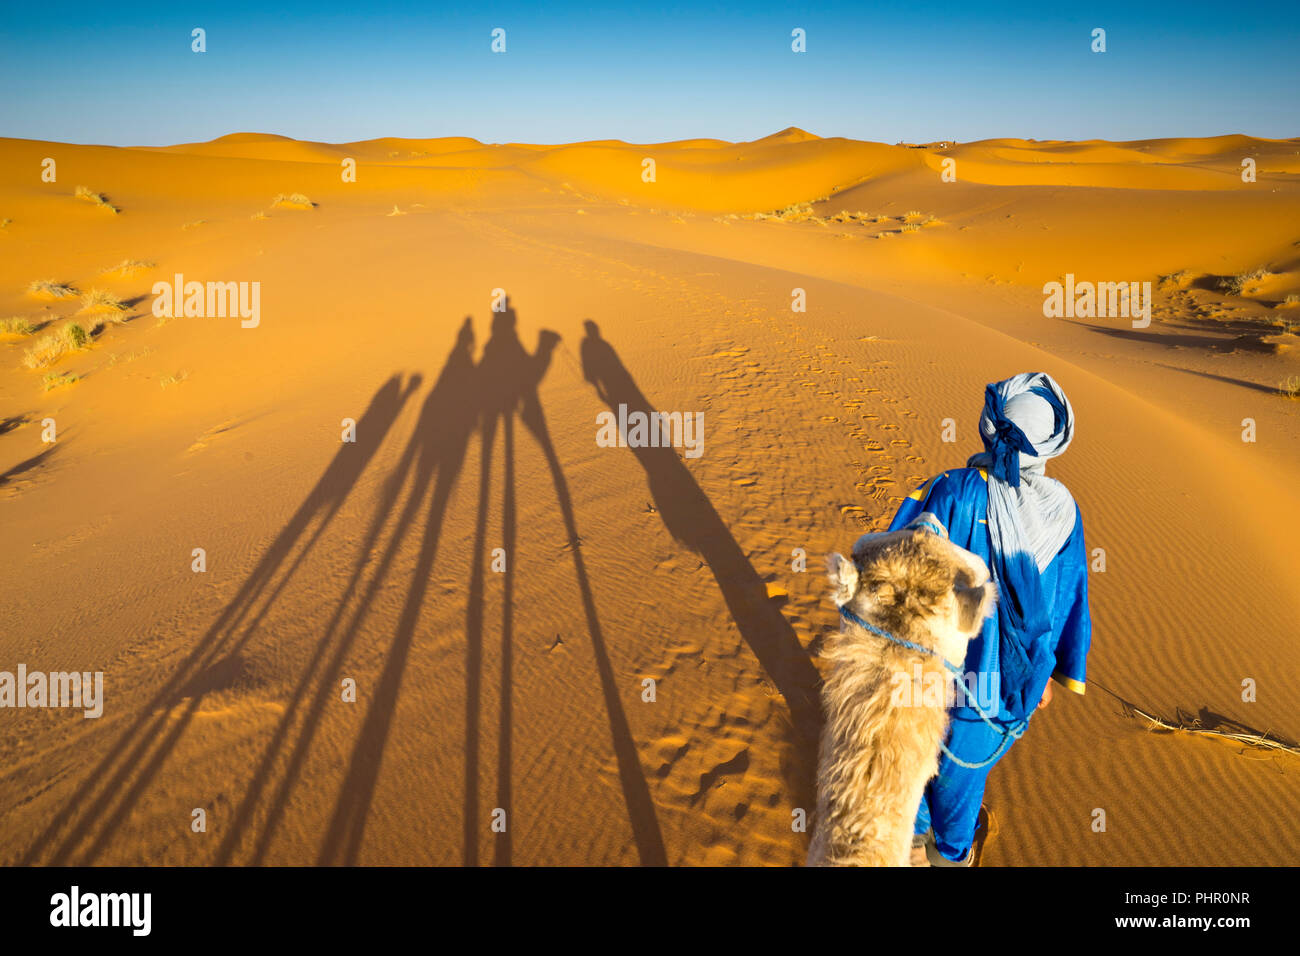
[{"left": 836, "top": 603, "right": 1026, "bottom": 769}]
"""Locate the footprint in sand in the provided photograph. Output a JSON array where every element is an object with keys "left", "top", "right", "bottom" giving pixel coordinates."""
[{"left": 689, "top": 748, "right": 751, "bottom": 806}]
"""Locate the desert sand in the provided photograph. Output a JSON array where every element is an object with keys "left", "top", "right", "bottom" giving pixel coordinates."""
[{"left": 1, "top": 128, "right": 1297, "bottom": 865}]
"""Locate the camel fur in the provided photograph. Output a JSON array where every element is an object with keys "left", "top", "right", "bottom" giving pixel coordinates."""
[{"left": 807, "top": 519, "right": 997, "bottom": 866}]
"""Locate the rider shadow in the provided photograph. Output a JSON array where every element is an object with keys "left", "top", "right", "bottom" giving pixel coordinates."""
[
  {"left": 307, "top": 320, "right": 482, "bottom": 865},
  {"left": 579, "top": 321, "right": 822, "bottom": 756},
  {"left": 23, "top": 372, "right": 422, "bottom": 865},
  {"left": 222, "top": 319, "right": 479, "bottom": 866}
]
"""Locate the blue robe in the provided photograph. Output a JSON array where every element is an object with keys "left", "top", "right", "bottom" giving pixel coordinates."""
[
  {"left": 890, "top": 467, "right": 1091, "bottom": 712},
  {"left": 890, "top": 468, "right": 1092, "bottom": 861}
]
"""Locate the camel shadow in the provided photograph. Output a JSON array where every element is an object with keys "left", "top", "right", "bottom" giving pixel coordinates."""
[
  {"left": 19, "top": 309, "right": 672, "bottom": 868},
  {"left": 458, "top": 307, "right": 666, "bottom": 866}
]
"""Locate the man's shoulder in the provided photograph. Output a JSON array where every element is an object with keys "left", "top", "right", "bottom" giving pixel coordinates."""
[
  {"left": 946, "top": 465, "right": 989, "bottom": 485},
  {"left": 908, "top": 466, "right": 988, "bottom": 501}
]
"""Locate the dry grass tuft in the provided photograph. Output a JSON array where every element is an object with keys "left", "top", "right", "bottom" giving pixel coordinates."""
[
  {"left": 22, "top": 321, "right": 92, "bottom": 369},
  {"left": 42, "top": 371, "right": 79, "bottom": 391},
  {"left": 0, "top": 316, "right": 37, "bottom": 336},
  {"left": 1280, "top": 375, "right": 1300, "bottom": 399},
  {"left": 272, "top": 192, "right": 315, "bottom": 210},
  {"left": 74, "top": 185, "right": 119, "bottom": 213},
  {"left": 750, "top": 202, "right": 824, "bottom": 224},
  {"left": 100, "top": 259, "right": 154, "bottom": 279},
  {"left": 1218, "top": 267, "right": 1270, "bottom": 296},
  {"left": 1157, "top": 269, "right": 1192, "bottom": 290},
  {"left": 27, "top": 279, "right": 78, "bottom": 300},
  {"left": 78, "top": 288, "right": 129, "bottom": 319}
]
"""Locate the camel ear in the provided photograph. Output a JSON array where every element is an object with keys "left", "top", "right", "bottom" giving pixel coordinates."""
[
  {"left": 954, "top": 580, "right": 997, "bottom": 635},
  {"left": 826, "top": 553, "right": 859, "bottom": 607}
]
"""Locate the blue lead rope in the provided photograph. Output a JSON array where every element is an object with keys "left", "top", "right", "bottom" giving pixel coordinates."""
[{"left": 837, "top": 604, "right": 1027, "bottom": 769}]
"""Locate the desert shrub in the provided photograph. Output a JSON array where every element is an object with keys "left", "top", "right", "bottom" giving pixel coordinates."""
[
  {"left": 101, "top": 259, "right": 154, "bottom": 277},
  {"left": 0, "top": 317, "right": 36, "bottom": 335},
  {"left": 28, "top": 279, "right": 77, "bottom": 299},
  {"left": 74, "top": 185, "right": 118, "bottom": 213},
  {"left": 272, "top": 193, "right": 315, "bottom": 210},
  {"left": 42, "top": 371, "right": 78, "bottom": 391},
  {"left": 1218, "top": 267, "right": 1270, "bottom": 296},
  {"left": 79, "top": 289, "right": 128, "bottom": 316}
]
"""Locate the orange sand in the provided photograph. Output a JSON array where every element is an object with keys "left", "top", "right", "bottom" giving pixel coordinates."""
[{"left": 1, "top": 128, "right": 1297, "bottom": 865}]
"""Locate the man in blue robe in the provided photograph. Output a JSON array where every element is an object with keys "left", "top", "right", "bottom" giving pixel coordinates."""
[{"left": 888, "top": 372, "right": 1092, "bottom": 866}]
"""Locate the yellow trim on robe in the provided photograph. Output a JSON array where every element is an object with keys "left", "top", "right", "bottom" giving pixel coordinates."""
[
  {"left": 1051, "top": 670, "right": 1086, "bottom": 695},
  {"left": 907, "top": 474, "right": 940, "bottom": 501},
  {"left": 910, "top": 469, "right": 986, "bottom": 501}
]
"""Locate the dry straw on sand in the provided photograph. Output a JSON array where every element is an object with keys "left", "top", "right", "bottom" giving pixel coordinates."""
[
  {"left": 22, "top": 322, "right": 92, "bottom": 369},
  {"left": 100, "top": 259, "right": 154, "bottom": 278},
  {"left": 74, "top": 185, "right": 118, "bottom": 213},
  {"left": 27, "top": 279, "right": 78, "bottom": 300},
  {"left": 272, "top": 192, "right": 315, "bottom": 210},
  {"left": 1097, "top": 680, "right": 1300, "bottom": 758},
  {"left": 78, "top": 289, "right": 129, "bottom": 317},
  {"left": 1218, "top": 267, "right": 1271, "bottom": 296},
  {"left": 0, "top": 316, "right": 37, "bottom": 336}
]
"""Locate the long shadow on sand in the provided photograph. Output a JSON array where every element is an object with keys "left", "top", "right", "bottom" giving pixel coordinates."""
[
  {"left": 225, "top": 320, "right": 479, "bottom": 866},
  {"left": 579, "top": 320, "right": 822, "bottom": 748},
  {"left": 1152, "top": 363, "right": 1284, "bottom": 396},
  {"left": 19, "top": 310, "right": 670, "bottom": 867},
  {"left": 1072, "top": 319, "right": 1277, "bottom": 354},
  {"left": 454, "top": 308, "right": 666, "bottom": 866},
  {"left": 20, "top": 371, "right": 421, "bottom": 865}
]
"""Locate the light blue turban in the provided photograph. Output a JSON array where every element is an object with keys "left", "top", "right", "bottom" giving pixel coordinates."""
[{"left": 967, "top": 372, "right": 1077, "bottom": 719}]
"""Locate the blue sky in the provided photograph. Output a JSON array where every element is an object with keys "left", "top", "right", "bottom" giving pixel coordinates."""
[{"left": 1, "top": 1, "right": 1297, "bottom": 145}]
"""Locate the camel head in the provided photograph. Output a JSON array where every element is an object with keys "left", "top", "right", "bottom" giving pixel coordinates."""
[{"left": 826, "top": 514, "right": 996, "bottom": 668}]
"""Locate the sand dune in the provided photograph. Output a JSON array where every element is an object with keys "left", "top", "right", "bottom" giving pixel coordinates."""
[{"left": 1, "top": 129, "right": 1297, "bottom": 865}]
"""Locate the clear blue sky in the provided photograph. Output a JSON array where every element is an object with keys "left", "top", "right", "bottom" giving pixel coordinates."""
[{"left": 2, "top": 1, "right": 1297, "bottom": 146}]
